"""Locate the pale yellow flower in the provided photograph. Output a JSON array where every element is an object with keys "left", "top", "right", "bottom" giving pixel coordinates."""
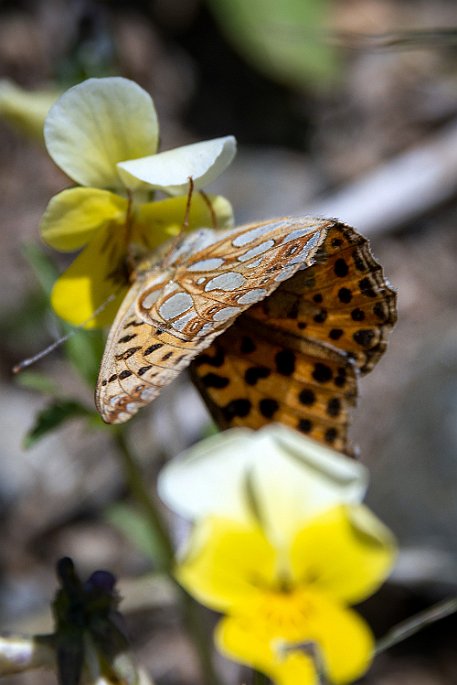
[{"left": 40, "top": 77, "right": 235, "bottom": 326}]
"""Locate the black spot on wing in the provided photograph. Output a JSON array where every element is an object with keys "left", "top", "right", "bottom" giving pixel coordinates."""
[
  {"left": 222, "top": 398, "right": 252, "bottom": 421},
  {"left": 312, "top": 363, "right": 333, "bottom": 383},
  {"left": 144, "top": 343, "right": 163, "bottom": 356},
  {"left": 275, "top": 349, "right": 295, "bottom": 376},
  {"left": 298, "top": 418, "right": 312, "bottom": 433},
  {"left": 245, "top": 366, "right": 271, "bottom": 386},
  {"left": 200, "top": 373, "right": 230, "bottom": 389},
  {"left": 258, "top": 398, "right": 279, "bottom": 418}
]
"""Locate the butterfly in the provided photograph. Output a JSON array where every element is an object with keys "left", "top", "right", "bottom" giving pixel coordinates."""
[{"left": 95, "top": 217, "right": 396, "bottom": 453}]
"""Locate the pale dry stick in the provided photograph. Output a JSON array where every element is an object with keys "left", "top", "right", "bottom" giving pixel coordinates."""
[
  {"left": 306, "top": 119, "right": 457, "bottom": 236},
  {"left": 329, "top": 28, "right": 457, "bottom": 51},
  {"left": 376, "top": 596, "right": 457, "bottom": 654},
  {"left": 272, "top": 26, "right": 457, "bottom": 51}
]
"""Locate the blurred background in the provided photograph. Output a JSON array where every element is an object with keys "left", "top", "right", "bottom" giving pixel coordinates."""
[{"left": 0, "top": 0, "right": 457, "bottom": 683}]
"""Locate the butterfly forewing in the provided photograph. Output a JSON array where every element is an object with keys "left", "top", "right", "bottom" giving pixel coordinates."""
[
  {"left": 96, "top": 217, "right": 335, "bottom": 423},
  {"left": 190, "top": 223, "right": 397, "bottom": 453}
]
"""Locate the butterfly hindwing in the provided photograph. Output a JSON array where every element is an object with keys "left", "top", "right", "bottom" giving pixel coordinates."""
[
  {"left": 190, "top": 223, "right": 397, "bottom": 453},
  {"left": 191, "top": 320, "right": 358, "bottom": 452}
]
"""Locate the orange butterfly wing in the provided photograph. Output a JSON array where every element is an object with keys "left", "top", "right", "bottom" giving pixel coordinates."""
[{"left": 190, "top": 223, "right": 396, "bottom": 453}]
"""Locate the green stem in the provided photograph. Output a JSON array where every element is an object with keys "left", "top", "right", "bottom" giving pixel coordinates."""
[
  {"left": 113, "top": 428, "right": 173, "bottom": 571},
  {"left": 112, "top": 427, "right": 222, "bottom": 685}
]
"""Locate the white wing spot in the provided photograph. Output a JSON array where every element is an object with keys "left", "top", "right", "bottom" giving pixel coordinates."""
[
  {"left": 237, "top": 288, "right": 268, "bottom": 305},
  {"left": 188, "top": 258, "right": 225, "bottom": 271},
  {"left": 212, "top": 306, "right": 240, "bottom": 322},
  {"left": 196, "top": 277, "right": 206, "bottom": 285},
  {"left": 275, "top": 266, "right": 297, "bottom": 282},
  {"left": 159, "top": 292, "right": 193, "bottom": 320},
  {"left": 282, "top": 227, "right": 313, "bottom": 244},
  {"left": 237, "top": 239, "right": 275, "bottom": 262},
  {"left": 198, "top": 322, "right": 213, "bottom": 335},
  {"left": 140, "top": 289, "right": 162, "bottom": 310},
  {"left": 246, "top": 257, "right": 263, "bottom": 269},
  {"left": 172, "top": 310, "right": 198, "bottom": 332},
  {"left": 205, "top": 272, "right": 247, "bottom": 292},
  {"left": 232, "top": 225, "right": 271, "bottom": 247}
]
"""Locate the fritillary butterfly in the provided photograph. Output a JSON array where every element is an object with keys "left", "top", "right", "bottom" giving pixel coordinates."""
[{"left": 96, "top": 217, "right": 396, "bottom": 453}]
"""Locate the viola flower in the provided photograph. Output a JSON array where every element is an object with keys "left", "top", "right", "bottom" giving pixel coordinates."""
[
  {"left": 177, "top": 506, "right": 396, "bottom": 685},
  {"left": 160, "top": 425, "right": 396, "bottom": 684},
  {"left": 0, "top": 558, "right": 153, "bottom": 685},
  {"left": 40, "top": 77, "right": 236, "bottom": 327}
]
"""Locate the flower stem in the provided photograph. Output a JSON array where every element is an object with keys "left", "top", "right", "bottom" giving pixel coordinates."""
[
  {"left": 113, "top": 427, "right": 173, "bottom": 571},
  {"left": 112, "top": 427, "right": 222, "bottom": 685}
]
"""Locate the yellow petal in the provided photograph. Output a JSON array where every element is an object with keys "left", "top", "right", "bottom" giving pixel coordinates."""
[
  {"left": 176, "top": 517, "right": 277, "bottom": 612},
  {"left": 290, "top": 505, "right": 396, "bottom": 604},
  {"left": 134, "top": 193, "right": 234, "bottom": 250},
  {"left": 0, "top": 79, "right": 57, "bottom": 140},
  {"left": 216, "top": 617, "right": 318, "bottom": 685},
  {"left": 293, "top": 592, "right": 374, "bottom": 684},
  {"left": 44, "top": 77, "right": 158, "bottom": 189},
  {"left": 40, "top": 188, "right": 127, "bottom": 252},
  {"left": 50, "top": 222, "right": 128, "bottom": 328},
  {"left": 216, "top": 592, "right": 374, "bottom": 685}
]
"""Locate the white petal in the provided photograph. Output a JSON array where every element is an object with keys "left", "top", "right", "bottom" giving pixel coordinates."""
[
  {"left": 44, "top": 77, "right": 158, "bottom": 189},
  {"left": 158, "top": 428, "right": 254, "bottom": 522},
  {"left": 158, "top": 424, "right": 368, "bottom": 542},
  {"left": 117, "top": 136, "right": 236, "bottom": 193},
  {"left": 248, "top": 425, "right": 368, "bottom": 547}
]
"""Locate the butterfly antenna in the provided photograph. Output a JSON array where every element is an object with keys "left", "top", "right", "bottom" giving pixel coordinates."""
[
  {"left": 12, "top": 292, "right": 119, "bottom": 374},
  {"left": 199, "top": 190, "right": 218, "bottom": 228},
  {"left": 182, "top": 176, "right": 195, "bottom": 232},
  {"left": 161, "top": 177, "right": 195, "bottom": 269}
]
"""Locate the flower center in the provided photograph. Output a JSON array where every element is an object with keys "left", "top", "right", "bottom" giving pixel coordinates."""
[{"left": 256, "top": 587, "right": 317, "bottom": 642}]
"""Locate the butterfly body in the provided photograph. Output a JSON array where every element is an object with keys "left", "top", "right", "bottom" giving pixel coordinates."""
[{"left": 96, "top": 217, "right": 396, "bottom": 452}]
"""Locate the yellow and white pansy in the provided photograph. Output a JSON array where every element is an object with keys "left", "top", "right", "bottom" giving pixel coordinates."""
[
  {"left": 40, "top": 77, "right": 236, "bottom": 327},
  {"left": 159, "top": 425, "right": 396, "bottom": 684}
]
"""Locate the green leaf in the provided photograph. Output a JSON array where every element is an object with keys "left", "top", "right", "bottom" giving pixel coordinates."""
[
  {"left": 15, "top": 370, "right": 58, "bottom": 395},
  {"left": 24, "top": 399, "right": 93, "bottom": 448},
  {"left": 206, "top": 0, "right": 339, "bottom": 88},
  {"left": 106, "top": 503, "right": 164, "bottom": 562}
]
